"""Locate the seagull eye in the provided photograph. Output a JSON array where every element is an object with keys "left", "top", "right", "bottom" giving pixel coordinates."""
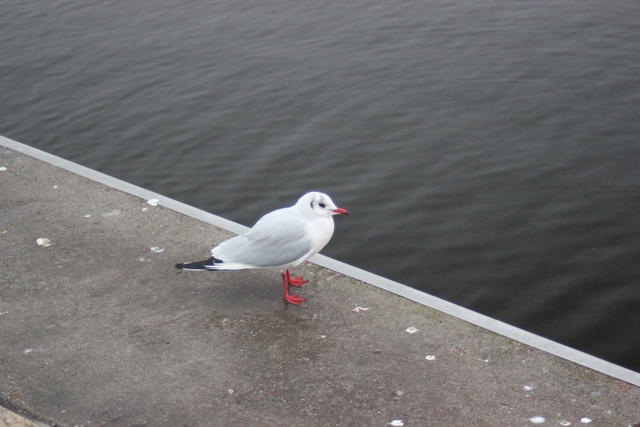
[{"left": 319, "top": 203, "right": 326, "bottom": 208}]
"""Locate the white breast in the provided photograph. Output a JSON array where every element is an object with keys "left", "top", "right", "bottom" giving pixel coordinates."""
[{"left": 303, "top": 216, "right": 335, "bottom": 260}]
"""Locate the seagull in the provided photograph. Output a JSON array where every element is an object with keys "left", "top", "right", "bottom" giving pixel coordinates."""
[{"left": 176, "top": 191, "right": 349, "bottom": 305}]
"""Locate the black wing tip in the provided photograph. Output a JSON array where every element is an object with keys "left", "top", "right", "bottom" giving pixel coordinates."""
[{"left": 175, "top": 257, "right": 223, "bottom": 271}]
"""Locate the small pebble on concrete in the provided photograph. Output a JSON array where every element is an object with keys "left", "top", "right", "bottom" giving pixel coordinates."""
[
  {"left": 389, "top": 420, "right": 404, "bottom": 426},
  {"left": 147, "top": 198, "right": 159, "bottom": 206},
  {"left": 405, "top": 326, "right": 419, "bottom": 334},
  {"left": 529, "top": 416, "right": 545, "bottom": 424}
]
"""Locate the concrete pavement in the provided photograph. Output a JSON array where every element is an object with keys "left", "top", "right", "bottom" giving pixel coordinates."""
[{"left": 1, "top": 140, "right": 639, "bottom": 426}]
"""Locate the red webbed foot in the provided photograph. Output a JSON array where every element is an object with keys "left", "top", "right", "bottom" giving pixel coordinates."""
[
  {"left": 288, "top": 275, "right": 309, "bottom": 288},
  {"left": 284, "top": 293, "right": 305, "bottom": 305}
]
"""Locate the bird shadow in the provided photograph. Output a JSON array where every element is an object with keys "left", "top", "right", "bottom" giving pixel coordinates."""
[{"left": 174, "top": 269, "right": 302, "bottom": 316}]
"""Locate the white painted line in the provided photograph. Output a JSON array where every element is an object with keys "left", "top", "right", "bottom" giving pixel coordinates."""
[{"left": 2, "top": 134, "right": 639, "bottom": 387}]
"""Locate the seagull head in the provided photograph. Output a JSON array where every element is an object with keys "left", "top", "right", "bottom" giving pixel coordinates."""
[{"left": 297, "top": 192, "right": 350, "bottom": 218}]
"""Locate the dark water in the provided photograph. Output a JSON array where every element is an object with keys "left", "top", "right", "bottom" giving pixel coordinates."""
[{"left": 2, "top": 0, "right": 639, "bottom": 371}]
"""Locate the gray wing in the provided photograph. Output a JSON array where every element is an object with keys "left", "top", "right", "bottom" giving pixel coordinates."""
[{"left": 212, "top": 209, "right": 312, "bottom": 268}]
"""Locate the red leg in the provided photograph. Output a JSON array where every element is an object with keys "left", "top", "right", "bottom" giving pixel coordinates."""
[
  {"left": 287, "top": 270, "right": 309, "bottom": 288},
  {"left": 281, "top": 270, "right": 305, "bottom": 305}
]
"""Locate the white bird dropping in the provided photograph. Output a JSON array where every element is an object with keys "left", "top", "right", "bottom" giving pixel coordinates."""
[{"left": 36, "top": 238, "right": 52, "bottom": 247}]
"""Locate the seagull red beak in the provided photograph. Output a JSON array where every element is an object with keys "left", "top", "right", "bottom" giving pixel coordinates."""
[{"left": 331, "top": 207, "right": 350, "bottom": 215}]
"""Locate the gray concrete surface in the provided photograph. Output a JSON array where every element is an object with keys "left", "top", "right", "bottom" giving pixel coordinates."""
[{"left": 1, "top": 144, "right": 639, "bottom": 426}]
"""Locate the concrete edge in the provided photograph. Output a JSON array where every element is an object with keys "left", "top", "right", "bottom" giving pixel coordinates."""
[
  {"left": 2, "top": 134, "right": 639, "bottom": 388},
  {"left": 0, "top": 401, "right": 49, "bottom": 427}
]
